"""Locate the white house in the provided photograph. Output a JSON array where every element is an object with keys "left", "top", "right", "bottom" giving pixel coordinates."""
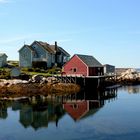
[
  {"left": 18, "top": 41, "right": 70, "bottom": 68},
  {"left": 104, "top": 64, "right": 115, "bottom": 75},
  {"left": 0, "top": 53, "right": 8, "bottom": 67}
]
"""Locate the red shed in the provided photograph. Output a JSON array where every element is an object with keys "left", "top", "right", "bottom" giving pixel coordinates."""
[
  {"left": 62, "top": 54, "right": 104, "bottom": 76},
  {"left": 63, "top": 101, "right": 89, "bottom": 121}
]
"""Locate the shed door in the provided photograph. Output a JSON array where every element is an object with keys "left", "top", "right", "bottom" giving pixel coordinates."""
[{"left": 89, "top": 68, "right": 95, "bottom": 76}]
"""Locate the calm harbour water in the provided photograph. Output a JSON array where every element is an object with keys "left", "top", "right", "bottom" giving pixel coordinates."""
[{"left": 0, "top": 85, "right": 140, "bottom": 140}]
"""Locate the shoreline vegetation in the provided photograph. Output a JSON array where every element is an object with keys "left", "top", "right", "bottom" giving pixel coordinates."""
[
  {"left": 0, "top": 64, "right": 140, "bottom": 100},
  {"left": 0, "top": 79, "right": 80, "bottom": 99},
  {"left": 0, "top": 64, "right": 82, "bottom": 100}
]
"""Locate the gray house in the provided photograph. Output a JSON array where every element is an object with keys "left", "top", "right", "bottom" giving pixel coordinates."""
[
  {"left": 19, "top": 41, "right": 70, "bottom": 68},
  {"left": 104, "top": 64, "right": 115, "bottom": 75},
  {"left": 0, "top": 53, "right": 7, "bottom": 67}
]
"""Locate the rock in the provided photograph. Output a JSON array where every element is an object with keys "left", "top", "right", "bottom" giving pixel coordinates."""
[
  {"left": 0, "top": 79, "right": 29, "bottom": 87},
  {"left": 40, "top": 77, "right": 48, "bottom": 84},
  {"left": 46, "top": 77, "right": 58, "bottom": 83},
  {"left": 29, "top": 75, "right": 48, "bottom": 84},
  {"left": 118, "top": 68, "right": 140, "bottom": 80},
  {"left": 31, "top": 75, "right": 44, "bottom": 83}
]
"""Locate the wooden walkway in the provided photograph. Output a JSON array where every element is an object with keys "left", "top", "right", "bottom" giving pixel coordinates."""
[{"left": 54, "top": 75, "right": 116, "bottom": 89}]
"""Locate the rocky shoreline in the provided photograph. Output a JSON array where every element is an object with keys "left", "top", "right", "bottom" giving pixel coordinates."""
[
  {"left": 116, "top": 68, "right": 140, "bottom": 85},
  {"left": 0, "top": 75, "right": 80, "bottom": 100},
  {"left": 1, "top": 69, "right": 140, "bottom": 100}
]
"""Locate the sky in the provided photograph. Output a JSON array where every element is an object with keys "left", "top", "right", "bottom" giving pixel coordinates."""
[{"left": 0, "top": 0, "right": 140, "bottom": 68}]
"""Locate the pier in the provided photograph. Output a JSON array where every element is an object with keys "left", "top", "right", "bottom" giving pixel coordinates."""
[{"left": 54, "top": 75, "right": 116, "bottom": 89}]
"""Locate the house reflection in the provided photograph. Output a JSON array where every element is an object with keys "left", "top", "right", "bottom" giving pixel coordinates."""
[
  {"left": 0, "top": 87, "right": 117, "bottom": 129},
  {"left": 62, "top": 88, "right": 117, "bottom": 121},
  {"left": 18, "top": 100, "right": 65, "bottom": 130},
  {"left": 0, "top": 101, "right": 8, "bottom": 119},
  {"left": 63, "top": 100, "right": 102, "bottom": 121},
  {"left": 121, "top": 85, "right": 140, "bottom": 94},
  {"left": 20, "top": 106, "right": 33, "bottom": 128}
]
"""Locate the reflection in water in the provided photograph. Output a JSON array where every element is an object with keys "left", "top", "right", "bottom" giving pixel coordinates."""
[
  {"left": 0, "top": 102, "right": 8, "bottom": 119},
  {"left": 62, "top": 88, "right": 117, "bottom": 121},
  {"left": 0, "top": 87, "right": 117, "bottom": 130},
  {"left": 18, "top": 99, "right": 65, "bottom": 130},
  {"left": 120, "top": 85, "right": 140, "bottom": 94}
]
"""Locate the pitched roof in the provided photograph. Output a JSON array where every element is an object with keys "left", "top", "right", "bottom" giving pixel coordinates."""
[
  {"left": 18, "top": 45, "right": 35, "bottom": 52},
  {"left": 58, "top": 47, "right": 70, "bottom": 57},
  {"left": 76, "top": 54, "right": 102, "bottom": 67},
  {"left": 35, "top": 41, "right": 55, "bottom": 54},
  {"left": 35, "top": 41, "right": 70, "bottom": 56},
  {"left": 0, "top": 53, "right": 7, "bottom": 57},
  {"left": 47, "top": 45, "right": 70, "bottom": 56},
  {"left": 26, "top": 45, "right": 35, "bottom": 52},
  {"left": 19, "top": 40, "right": 70, "bottom": 56},
  {"left": 63, "top": 101, "right": 89, "bottom": 121}
]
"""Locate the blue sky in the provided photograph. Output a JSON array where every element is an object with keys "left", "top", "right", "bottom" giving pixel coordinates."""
[{"left": 0, "top": 0, "right": 140, "bottom": 68}]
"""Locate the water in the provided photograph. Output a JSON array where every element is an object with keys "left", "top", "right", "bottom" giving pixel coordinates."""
[{"left": 0, "top": 86, "right": 140, "bottom": 140}]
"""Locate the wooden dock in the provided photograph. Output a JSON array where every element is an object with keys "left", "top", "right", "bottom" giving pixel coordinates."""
[{"left": 54, "top": 75, "right": 116, "bottom": 89}]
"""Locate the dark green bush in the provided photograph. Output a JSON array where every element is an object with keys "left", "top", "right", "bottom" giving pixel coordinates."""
[
  {"left": 46, "top": 67, "right": 61, "bottom": 74},
  {"left": 0, "top": 68, "right": 11, "bottom": 79},
  {"left": 32, "top": 61, "right": 47, "bottom": 69}
]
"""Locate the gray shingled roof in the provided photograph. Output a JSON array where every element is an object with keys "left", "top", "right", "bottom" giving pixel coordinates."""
[
  {"left": 36, "top": 41, "right": 55, "bottom": 54},
  {"left": 26, "top": 45, "right": 35, "bottom": 52},
  {"left": 37, "top": 41, "right": 70, "bottom": 56},
  {"left": 18, "top": 45, "right": 35, "bottom": 52},
  {"left": 19, "top": 40, "right": 70, "bottom": 56},
  {"left": 76, "top": 54, "right": 102, "bottom": 67},
  {"left": 58, "top": 47, "right": 70, "bottom": 57},
  {"left": 0, "top": 53, "right": 7, "bottom": 57}
]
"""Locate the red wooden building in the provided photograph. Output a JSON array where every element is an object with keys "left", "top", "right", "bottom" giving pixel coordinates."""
[
  {"left": 62, "top": 54, "right": 104, "bottom": 76},
  {"left": 63, "top": 101, "right": 89, "bottom": 121},
  {"left": 63, "top": 100, "right": 101, "bottom": 121}
]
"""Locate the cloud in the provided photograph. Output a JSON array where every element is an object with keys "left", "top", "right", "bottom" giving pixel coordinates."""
[
  {"left": 0, "top": 0, "right": 9, "bottom": 3},
  {"left": 0, "top": 33, "right": 42, "bottom": 44},
  {"left": 0, "top": 0, "right": 13, "bottom": 4}
]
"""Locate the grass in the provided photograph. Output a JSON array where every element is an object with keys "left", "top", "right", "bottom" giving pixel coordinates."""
[
  {"left": 0, "top": 66, "right": 81, "bottom": 98},
  {"left": 0, "top": 66, "right": 62, "bottom": 79},
  {"left": 22, "top": 71, "right": 52, "bottom": 76},
  {"left": 0, "top": 68, "right": 11, "bottom": 79}
]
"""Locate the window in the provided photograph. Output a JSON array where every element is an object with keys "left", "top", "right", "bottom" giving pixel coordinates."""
[
  {"left": 73, "top": 68, "right": 77, "bottom": 72},
  {"left": 73, "top": 104, "right": 78, "bottom": 109},
  {"left": 70, "top": 67, "right": 77, "bottom": 72}
]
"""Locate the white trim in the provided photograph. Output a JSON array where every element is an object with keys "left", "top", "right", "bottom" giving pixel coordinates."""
[
  {"left": 87, "top": 67, "right": 89, "bottom": 76},
  {"left": 76, "top": 55, "right": 88, "bottom": 67}
]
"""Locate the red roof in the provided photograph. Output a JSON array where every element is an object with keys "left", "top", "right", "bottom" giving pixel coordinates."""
[{"left": 63, "top": 101, "right": 89, "bottom": 121}]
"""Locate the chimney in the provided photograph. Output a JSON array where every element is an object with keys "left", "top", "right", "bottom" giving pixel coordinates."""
[
  {"left": 55, "top": 41, "right": 57, "bottom": 51},
  {"left": 55, "top": 41, "right": 57, "bottom": 46}
]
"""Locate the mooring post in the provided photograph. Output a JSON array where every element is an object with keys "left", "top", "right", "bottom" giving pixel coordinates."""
[
  {"left": 83, "top": 76, "right": 86, "bottom": 87},
  {"left": 75, "top": 76, "right": 77, "bottom": 84},
  {"left": 97, "top": 78, "right": 100, "bottom": 88}
]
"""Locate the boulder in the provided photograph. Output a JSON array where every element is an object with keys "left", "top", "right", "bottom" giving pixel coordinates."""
[
  {"left": 31, "top": 75, "right": 44, "bottom": 83},
  {"left": 0, "top": 79, "right": 29, "bottom": 87},
  {"left": 46, "top": 77, "right": 58, "bottom": 83},
  {"left": 118, "top": 68, "right": 140, "bottom": 80}
]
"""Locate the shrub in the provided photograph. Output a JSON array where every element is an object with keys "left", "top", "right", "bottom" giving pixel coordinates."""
[
  {"left": 32, "top": 61, "right": 47, "bottom": 69},
  {"left": 0, "top": 68, "right": 11, "bottom": 79},
  {"left": 47, "top": 67, "right": 61, "bottom": 75}
]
